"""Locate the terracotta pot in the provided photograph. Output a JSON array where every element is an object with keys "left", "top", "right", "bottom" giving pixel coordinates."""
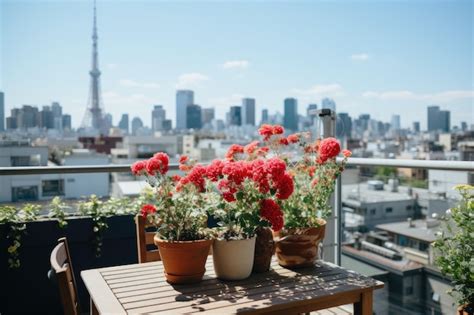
[
  {"left": 252, "top": 227, "right": 275, "bottom": 273},
  {"left": 274, "top": 219, "right": 326, "bottom": 269},
  {"left": 213, "top": 237, "right": 256, "bottom": 280},
  {"left": 154, "top": 236, "right": 213, "bottom": 284},
  {"left": 458, "top": 304, "right": 474, "bottom": 315}
]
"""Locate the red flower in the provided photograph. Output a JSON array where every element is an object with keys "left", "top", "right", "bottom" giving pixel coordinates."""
[
  {"left": 251, "top": 159, "right": 270, "bottom": 193},
  {"left": 256, "top": 146, "right": 269, "bottom": 157},
  {"left": 342, "top": 149, "right": 352, "bottom": 157},
  {"left": 225, "top": 144, "right": 244, "bottom": 161},
  {"left": 171, "top": 175, "right": 181, "bottom": 182},
  {"left": 140, "top": 204, "right": 156, "bottom": 217},
  {"left": 179, "top": 155, "right": 189, "bottom": 164},
  {"left": 272, "top": 125, "right": 284, "bottom": 135},
  {"left": 274, "top": 172, "right": 294, "bottom": 200},
  {"left": 287, "top": 134, "right": 299, "bottom": 144},
  {"left": 222, "top": 160, "right": 248, "bottom": 186},
  {"left": 279, "top": 138, "right": 289, "bottom": 145},
  {"left": 318, "top": 137, "right": 341, "bottom": 162},
  {"left": 206, "top": 159, "right": 225, "bottom": 181},
  {"left": 265, "top": 157, "right": 287, "bottom": 181},
  {"left": 184, "top": 164, "right": 207, "bottom": 192},
  {"left": 258, "top": 124, "right": 274, "bottom": 141},
  {"left": 244, "top": 141, "right": 259, "bottom": 155},
  {"left": 218, "top": 179, "right": 237, "bottom": 202},
  {"left": 146, "top": 152, "right": 170, "bottom": 175},
  {"left": 259, "top": 199, "right": 284, "bottom": 232},
  {"left": 131, "top": 161, "right": 146, "bottom": 175}
]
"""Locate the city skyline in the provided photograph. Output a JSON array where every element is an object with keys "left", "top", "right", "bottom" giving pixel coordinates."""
[{"left": 1, "top": 0, "right": 473, "bottom": 129}]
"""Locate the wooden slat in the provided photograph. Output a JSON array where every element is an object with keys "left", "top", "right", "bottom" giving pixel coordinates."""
[
  {"left": 81, "top": 258, "right": 383, "bottom": 315},
  {"left": 145, "top": 232, "right": 155, "bottom": 245},
  {"left": 81, "top": 269, "right": 126, "bottom": 314}
]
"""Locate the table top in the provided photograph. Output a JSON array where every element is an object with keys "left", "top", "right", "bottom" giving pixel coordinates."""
[{"left": 81, "top": 257, "right": 383, "bottom": 315}]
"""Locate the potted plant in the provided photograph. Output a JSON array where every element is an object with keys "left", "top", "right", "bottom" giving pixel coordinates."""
[
  {"left": 257, "top": 124, "right": 351, "bottom": 268},
  {"left": 433, "top": 184, "right": 473, "bottom": 315},
  {"left": 205, "top": 142, "right": 294, "bottom": 279},
  {"left": 131, "top": 153, "right": 213, "bottom": 284}
]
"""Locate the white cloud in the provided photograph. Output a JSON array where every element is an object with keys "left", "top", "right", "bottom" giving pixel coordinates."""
[
  {"left": 350, "top": 53, "right": 370, "bottom": 61},
  {"left": 292, "top": 84, "right": 344, "bottom": 97},
  {"left": 119, "top": 79, "right": 160, "bottom": 89},
  {"left": 222, "top": 60, "right": 249, "bottom": 70},
  {"left": 208, "top": 93, "right": 245, "bottom": 107},
  {"left": 175, "top": 73, "right": 209, "bottom": 89},
  {"left": 362, "top": 89, "right": 474, "bottom": 102}
]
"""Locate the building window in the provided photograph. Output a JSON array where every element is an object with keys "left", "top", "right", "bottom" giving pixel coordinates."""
[
  {"left": 12, "top": 186, "right": 38, "bottom": 202},
  {"left": 370, "top": 209, "right": 376, "bottom": 215},
  {"left": 385, "top": 207, "right": 393, "bottom": 213},
  {"left": 10, "top": 155, "right": 41, "bottom": 166},
  {"left": 42, "top": 179, "right": 65, "bottom": 197},
  {"left": 405, "top": 286, "right": 414, "bottom": 295},
  {"left": 406, "top": 205, "right": 412, "bottom": 210}
]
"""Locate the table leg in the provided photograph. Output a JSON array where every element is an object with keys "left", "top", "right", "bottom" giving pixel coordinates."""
[
  {"left": 354, "top": 291, "right": 373, "bottom": 315},
  {"left": 91, "top": 298, "right": 99, "bottom": 315}
]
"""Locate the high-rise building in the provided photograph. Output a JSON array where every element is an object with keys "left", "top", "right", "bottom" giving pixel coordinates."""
[
  {"left": 0, "top": 91, "right": 4, "bottom": 131},
  {"left": 39, "top": 106, "right": 54, "bottom": 129},
  {"left": 176, "top": 90, "right": 194, "bottom": 129},
  {"left": 391, "top": 115, "right": 401, "bottom": 131},
  {"left": 13, "top": 105, "right": 39, "bottom": 129},
  {"left": 428, "top": 106, "right": 450, "bottom": 132},
  {"left": 461, "top": 121, "right": 468, "bottom": 131},
  {"left": 62, "top": 114, "right": 72, "bottom": 131},
  {"left": 103, "top": 113, "right": 113, "bottom": 131},
  {"left": 413, "top": 121, "right": 420, "bottom": 133},
  {"left": 284, "top": 98, "right": 298, "bottom": 131},
  {"left": 307, "top": 104, "right": 318, "bottom": 125},
  {"left": 337, "top": 113, "right": 352, "bottom": 138},
  {"left": 51, "top": 102, "right": 63, "bottom": 130},
  {"left": 131, "top": 117, "right": 143, "bottom": 135},
  {"left": 202, "top": 108, "right": 215, "bottom": 126},
  {"left": 186, "top": 104, "right": 202, "bottom": 129},
  {"left": 261, "top": 109, "right": 269, "bottom": 125},
  {"left": 118, "top": 114, "right": 129, "bottom": 134},
  {"left": 229, "top": 106, "right": 242, "bottom": 126},
  {"left": 241, "top": 98, "right": 256, "bottom": 126},
  {"left": 152, "top": 105, "right": 166, "bottom": 131},
  {"left": 321, "top": 98, "right": 336, "bottom": 112},
  {"left": 81, "top": 1, "right": 106, "bottom": 133}
]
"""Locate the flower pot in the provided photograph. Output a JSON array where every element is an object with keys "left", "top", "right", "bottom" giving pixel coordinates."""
[
  {"left": 252, "top": 227, "right": 275, "bottom": 273},
  {"left": 213, "top": 236, "right": 256, "bottom": 280},
  {"left": 458, "top": 304, "right": 474, "bottom": 315},
  {"left": 274, "top": 219, "right": 326, "bottom": 269},
  {"left": 154, "top": 236, "right": 213, "bottom": 284}
]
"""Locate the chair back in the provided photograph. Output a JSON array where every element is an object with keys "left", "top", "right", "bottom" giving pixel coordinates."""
[
  {"left": 49, "top": 237, "right": 80, "bottom": 315},
  {"left": 135, "top": 215, "right": 161, "bottom": 263}
]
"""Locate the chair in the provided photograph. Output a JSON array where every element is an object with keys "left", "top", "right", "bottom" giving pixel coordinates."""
[
  {"left": 135, "top": 215, "right": 161, "bottom": 263},
  {"left": 49, "top": 237, "right": 81, "bottom": 315}
]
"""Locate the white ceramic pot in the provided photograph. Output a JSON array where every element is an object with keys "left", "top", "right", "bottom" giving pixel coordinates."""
[{"left": 212, "top": 236, "right": 256, "bottom": 280}]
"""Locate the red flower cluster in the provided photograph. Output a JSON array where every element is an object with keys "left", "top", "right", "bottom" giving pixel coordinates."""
[
  {"left": 244, "top": 141, "right": 259, "bottom": 155},
  {"left": 131, "top": 152, "right": 169, "bottom": 176},
  {"left": 318, "top": 137, "right": 341, "bottom": 163},
  {"left": 259, "top": 199, "right": 284, "bottom": 231},
  {"left": 258, "top": 124, "right": 285, "bottom": 141},
  {"left": 206, "top": 159, "right": 225, "bottom": 182},
  {"left": 287, "top": 133, "right": 300, "bottom": 144},
  {"left": 140, "top": 204, "right": 157, "bottom": 217},
  {"left": 342, "top": 149, "right": 352, "bottom": 157},
  {"left": 225, "top": 144, "right": 244, "bottom": 161}
]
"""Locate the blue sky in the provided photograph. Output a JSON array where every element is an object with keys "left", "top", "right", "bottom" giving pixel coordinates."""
[{"left": 1, "top": 0, "right": 473, "bottom": 129}]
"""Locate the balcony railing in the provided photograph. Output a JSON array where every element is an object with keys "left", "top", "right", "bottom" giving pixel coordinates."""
[{"left": 1, "top": 158, "right": 473, "bottom": 266}]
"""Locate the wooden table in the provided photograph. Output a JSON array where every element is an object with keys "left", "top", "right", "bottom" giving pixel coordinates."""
[{"left": 81, "top": 258, "right": 383, "bottom": 314}]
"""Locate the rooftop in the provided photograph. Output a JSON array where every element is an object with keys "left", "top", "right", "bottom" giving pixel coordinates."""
[
  {"left": 342, "top": 182, "right": 415, "bottom": 205},
  {"left": 376, "top": 219, "right": 440, "bottom": 243}
]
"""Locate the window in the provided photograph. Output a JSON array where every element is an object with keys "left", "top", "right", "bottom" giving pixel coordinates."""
[
  {"left": 370, "top": 209, "right": 376, "bottom": 215},
  {"left": 12, "top": 186, "right": 38, "bottom": 202},
  {"left": 405, "top": 286, "right": 414, "bottom": 295},
  {"left": 385, "top": 207, "right": 393, "bottom": 213},
  {"left": 42, "top": 179, "right": 65, "bottom": 197},
  {"left": 406, "top": 205, "right": 412, "bottom": 211},
  {"left": 10, "top": 154, "right": 41, "bottom": 166}
]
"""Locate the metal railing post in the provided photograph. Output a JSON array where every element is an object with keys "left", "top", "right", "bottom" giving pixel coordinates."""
[{"left": 334, "top": 175, "right": 342, "bottom": 265}]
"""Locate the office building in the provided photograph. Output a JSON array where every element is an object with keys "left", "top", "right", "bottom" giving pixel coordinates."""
[
  {"left": 202, "top": 108, "right": 215, "bottom": 125},
  {"left": 229, "top": 106, "right": 242, "bottom": 126},
  {"left": 283, "top": 98, "right": 298, "bottom": 131},
  {"left": 337, "top": 112, "right": 352, "bottom": 138},
  {"left": 413, "top": 122, "right": 420, "bottom": 133},
  {"left": 176, "top": 90, "right": 194, "bottom": 130},
  {"left": 0, "top": 92, "right": 5, "bottom": 131},
  {"left": 428, "top": 106, "right": 450, "bottom": 133},
  {"left": 118, "top": 114, "right": 129, "bottom": 134},
  {"left": 62, "top": 114, "right": 72, "bottom": 131},
  {"left": 241, "top": 98, "right": 256, "bottom": 126},
  {"left": 391, "top": 115, "right": 401, "bottom": 131},
  {"left": 51, "top": 102, "right": 63, "bottom": 130},
  {"left": 186, "top": 104, "right": 202, "bottom": 129},
  {"left": 131, "top": 117, "right": 144, "bottom": 135},
  {"left": 152, "top": 105, "right": 166, "bottom": 131}
]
